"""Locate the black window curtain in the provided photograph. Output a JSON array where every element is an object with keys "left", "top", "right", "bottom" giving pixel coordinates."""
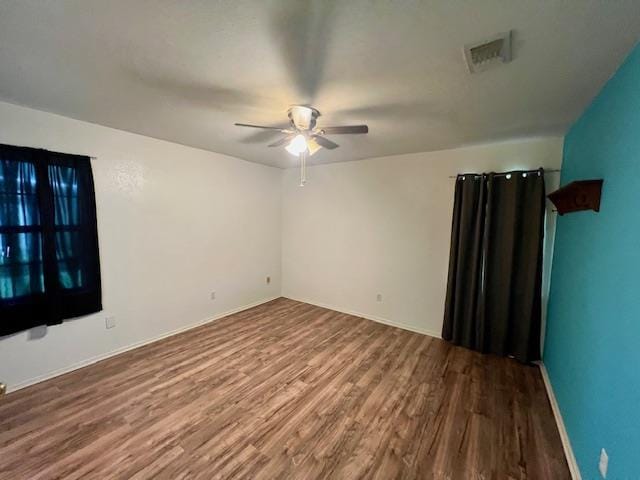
[
  {"left": 0, "top": 144, "right": 101, "bottom": 336},
  {"left": 442, "top": 169, "right": 545, "bottom": 363}
]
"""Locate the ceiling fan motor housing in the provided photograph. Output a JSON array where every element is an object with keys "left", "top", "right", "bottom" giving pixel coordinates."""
[{"left": 288, "top": 105, "right": 320, "bottom": 131}]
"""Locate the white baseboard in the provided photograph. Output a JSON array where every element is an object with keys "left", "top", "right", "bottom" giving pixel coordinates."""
[
  {"left": 284, "top": 296, "right": 442, "bottom": 339},
  {"left": 8, "top": 296, "right": 280, "bottom": 393},
  {"left": 538, "top": 362, "right": 582, "bottom": 480}
]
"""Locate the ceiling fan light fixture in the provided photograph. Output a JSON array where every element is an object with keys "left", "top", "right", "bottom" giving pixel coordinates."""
[
  {"left": 234, "top": 107, "right": 368, "bottom": 184},
  {"left": 285, "top": 134, "right": 308, "bottom": 156}
]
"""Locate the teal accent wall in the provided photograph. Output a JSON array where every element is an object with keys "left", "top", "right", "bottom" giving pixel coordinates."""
[{"left": 545, "top": 43, "right": 640, "bottom": 479}]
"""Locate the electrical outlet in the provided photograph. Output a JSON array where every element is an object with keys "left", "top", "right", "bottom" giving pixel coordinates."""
[
  {"left": 105, "top": 316, "right": 116, "bottom": 329},
  {"left": 210, "top": 291, "right": 216, "bottom": 300},
  {"left": 599, "top": 448, "right": 608, "bottom": 478},
  {"left": 266, "top": 276, "right": 271, "bottom": 285},
  {"left": 376, "top": 294, "right": 383, "bottom": 302}
]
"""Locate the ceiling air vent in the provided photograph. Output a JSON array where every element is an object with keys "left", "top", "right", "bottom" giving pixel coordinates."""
[{"left": 464, "top": 31, "right": 512, "bottom": 73}]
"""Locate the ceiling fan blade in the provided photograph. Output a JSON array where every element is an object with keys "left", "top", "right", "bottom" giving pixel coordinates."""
[
  {"left": 268, "top": 136, "right": 293, "bottom": 147},
  {"left": 319, "top": 125, "right": 369, "bottom": 135},
  {"left": 234, "top": 123, "right": 289, "bottom": 132},
  {"left": 313, "top": 135, "right": 339, "bottom": 150},
  {"left": 307, "top": 137, "right": 323, "bottom": 156}
]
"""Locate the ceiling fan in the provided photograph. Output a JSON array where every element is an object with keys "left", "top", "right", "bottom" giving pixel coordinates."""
[{"left": 235, "top": 105, "right": 368, "bottom": 185}]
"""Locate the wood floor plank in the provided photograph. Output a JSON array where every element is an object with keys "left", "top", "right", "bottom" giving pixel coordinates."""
[{"left": 0, "top": 298, "right": 570, "bottom": 479}]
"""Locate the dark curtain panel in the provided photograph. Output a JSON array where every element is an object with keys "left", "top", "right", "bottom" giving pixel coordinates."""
[
  {"left": 442, "top": 169, "right": 545, "bottom": 363},
  {"left": 0, "top": 144, "right": 101, "bottom": 337}
]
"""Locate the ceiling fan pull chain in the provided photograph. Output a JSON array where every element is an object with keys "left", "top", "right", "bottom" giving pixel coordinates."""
[{"left": 300, "top": 150, "right": 307, "bottom": 187}]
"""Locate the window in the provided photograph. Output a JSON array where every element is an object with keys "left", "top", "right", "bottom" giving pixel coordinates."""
[{"left": 0, "top": 144, "right": 101, "bottom": 336}]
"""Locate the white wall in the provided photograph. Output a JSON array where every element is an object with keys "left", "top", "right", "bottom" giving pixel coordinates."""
[
  {"left": 0, "top": 102, "right": 563, "bottom": 392},
  {"left": 0, "top": 101, "right": 282, "bottom": 391},
  {"left": 282, "top": 138, "right": 563, "bottom": 337}
]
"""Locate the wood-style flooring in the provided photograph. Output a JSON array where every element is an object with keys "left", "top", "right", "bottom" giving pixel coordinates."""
[{"left": 0, "top": 298, "right": 570, "bottom": 479}]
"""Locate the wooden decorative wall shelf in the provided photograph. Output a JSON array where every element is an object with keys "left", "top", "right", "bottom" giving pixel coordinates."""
[{"left": 547, "top": 179, "right": 603, "bottom": 215}]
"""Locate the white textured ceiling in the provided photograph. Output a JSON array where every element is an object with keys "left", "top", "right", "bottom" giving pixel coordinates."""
[{"left": 0, "top": 1, "right": 639, "bottom": 168}]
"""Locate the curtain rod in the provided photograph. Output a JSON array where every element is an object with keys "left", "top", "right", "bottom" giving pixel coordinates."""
[{"left": 448, "top": 169, "right": 560, "bottom": 179}]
